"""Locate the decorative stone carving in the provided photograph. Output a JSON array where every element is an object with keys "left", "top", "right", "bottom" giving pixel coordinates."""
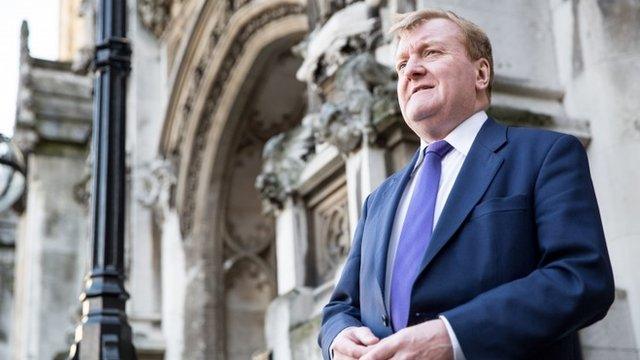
[
  {"left": 178, "top": 2, "right": 305, "bottom": 236},
  {"left": 296, "top": 2, "right": 379, "bottom": 85},
  {"left": 256, "top": 115, "right": 315, "bottom": 214},
  {"left": 312, "top": 52, "right": 397, "bottom": 153},
  {"left": 307, "top": 0, "right": 363, "bottom": 28},
  {"left": 138, "top": 0, "right": 173, "bottom": 38},
  {"left": 255, "top": 2, "right": 397, "bottom": 213},
  {"left": 314, "top": 193, "right": 350, "bottom": 283},
  {"left": 136, "top": 158, "right": 177, "bottom": 213},
  {"left": 290, "top": 2, "right": 398, "bottom": 155}
]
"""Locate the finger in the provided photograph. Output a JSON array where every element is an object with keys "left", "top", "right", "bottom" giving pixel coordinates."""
[
  {"left": 333, "top": 337, "right": 370, "bottom": 358},
  {"left": 333, "top": 351, "right": 358, "bottom": 360},
  {"left": 333, "top": 353, "right": 358, "bottom": 360},
  {"left": 352, "top": 327, "right": 380, "bottom": 346},
  {"left": 360, "top": 339, "right": 398, "bottom": 360}
]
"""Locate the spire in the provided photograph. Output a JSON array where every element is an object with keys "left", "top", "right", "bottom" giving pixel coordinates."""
[{"left": 20, "top": 20, "right": 30, "bottom": 60}]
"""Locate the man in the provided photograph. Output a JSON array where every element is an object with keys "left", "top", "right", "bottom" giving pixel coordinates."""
[{"left": 318, "top": 9, "right": 614, "bottom": 360}]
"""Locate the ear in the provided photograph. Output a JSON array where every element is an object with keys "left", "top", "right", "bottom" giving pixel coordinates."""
[{"left": 475, "top": 58, "right": 491, "bottom": 92}]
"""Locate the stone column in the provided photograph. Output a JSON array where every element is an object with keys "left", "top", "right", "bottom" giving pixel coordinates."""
[
  {"left": 11, "top": 145, "right": 89, "bottom": 360},
  {"left": 275, "top": 197, "right": 309, "bottom": 295},
  {"left": 345, "top": 143, "right": 387, "bottom": 238}
]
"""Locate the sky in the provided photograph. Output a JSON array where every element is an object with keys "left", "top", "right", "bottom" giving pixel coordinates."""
[{"left": 0, "top": 0, "right": 60, "bottom": 136}]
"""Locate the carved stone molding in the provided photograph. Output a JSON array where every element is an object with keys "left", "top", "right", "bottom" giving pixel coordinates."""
[
  {"left": 178, "top": 2, "right": 306, "bottom": 236},
  {"left": 227, "top": 0, "right": 253, "bottom": 13},
  {"left": 138, "top": 0, "right": 173, "bottom": 38}
]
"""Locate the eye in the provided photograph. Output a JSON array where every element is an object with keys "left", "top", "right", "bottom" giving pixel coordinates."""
[
  {"left": 396, "top": 62, "right": 407, "bottom": 72},
  {"left": 422, "top": 49, "right": 439, "bottom": 57}
]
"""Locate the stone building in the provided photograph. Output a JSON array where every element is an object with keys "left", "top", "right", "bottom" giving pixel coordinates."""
[{"left": 3, "top": 0, "right": 640, "bottom": 359}]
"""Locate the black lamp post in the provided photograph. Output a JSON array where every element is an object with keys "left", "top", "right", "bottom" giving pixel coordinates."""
[{"left": 69, "top": 0, "right": 136, "bottom": 359}]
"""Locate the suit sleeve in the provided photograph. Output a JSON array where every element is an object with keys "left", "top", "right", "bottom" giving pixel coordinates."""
[
  {"left": 318, "top": 194, "right": 371, "bottom": 360},
  {"left": 440, "top": 134, "right": 615, "bottom": 359}
]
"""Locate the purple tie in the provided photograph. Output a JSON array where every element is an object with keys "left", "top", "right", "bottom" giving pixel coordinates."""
[{"left": 390, "top": 140, "right": 453, "bottom": 331}]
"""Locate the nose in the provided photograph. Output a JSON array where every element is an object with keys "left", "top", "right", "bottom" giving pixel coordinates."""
[{"left": 404, "top": 57, "right": 426, "bottom": 80}]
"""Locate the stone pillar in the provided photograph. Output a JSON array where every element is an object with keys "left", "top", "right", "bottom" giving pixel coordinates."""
[
  {"left": 11, "top": 147, "right": 89, "bottom": 360},
  {"left": 345, "top": 143, "right": 387, "bottom": 238},
  {"left": 275, "top": 197, "right": 309, "bottom": 295}
]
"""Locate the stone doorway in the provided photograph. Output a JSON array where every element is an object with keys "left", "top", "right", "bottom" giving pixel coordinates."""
[{"left": 217, "top": 42, "right": 306, "bottom": 359}]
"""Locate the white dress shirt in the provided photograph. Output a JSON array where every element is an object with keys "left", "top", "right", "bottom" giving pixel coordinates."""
[{"left": 383, "top": 110, "right": 488, "bottom": 360}]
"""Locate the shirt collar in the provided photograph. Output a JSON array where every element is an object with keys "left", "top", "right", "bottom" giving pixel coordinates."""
[{"left": 412, "top": 110, "right": 488, "bottom": 175}]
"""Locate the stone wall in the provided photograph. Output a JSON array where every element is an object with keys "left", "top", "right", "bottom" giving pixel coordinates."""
[
  {"left": 11, "top": 152, "right": 88, "bottom": 360},
  {"left": 0, "top": 210, "right": 17, "bottom": 360}
]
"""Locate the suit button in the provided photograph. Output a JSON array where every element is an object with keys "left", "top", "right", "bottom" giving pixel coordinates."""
[{"left": 381, "top": 315, "right": 389, "bottom": 327}]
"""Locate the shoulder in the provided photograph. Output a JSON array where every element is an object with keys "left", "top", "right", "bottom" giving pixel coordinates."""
[
  {"left": 502, "top": 124, "right": 584, "bottom": 160},
  {"left": 505, "top": 124, "right": 566, "bottom": 145}
]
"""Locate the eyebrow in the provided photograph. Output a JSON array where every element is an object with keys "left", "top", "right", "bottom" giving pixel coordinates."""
[{"left": 396, "top": 40, "right": 447, "bottom": 60}]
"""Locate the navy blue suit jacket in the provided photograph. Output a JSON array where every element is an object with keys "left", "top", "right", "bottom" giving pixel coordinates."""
[{"left": 319, "top": 118, "right": 614, "bottom": 359}]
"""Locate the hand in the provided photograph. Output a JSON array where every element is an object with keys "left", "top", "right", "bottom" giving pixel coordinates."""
[
  {"left": 360, "top": 319, "right": 453, "bottom": 360},
  {"left": 331, "top": 326, "right": 380, "bottom": 359}
]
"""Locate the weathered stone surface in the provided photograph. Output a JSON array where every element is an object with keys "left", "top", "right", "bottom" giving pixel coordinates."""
[
  {"left": 581, "top": 290, "right": 639, "bottom": 360},
  {"left": 11, "top": 154, "right": 88, "bottom": 360},
  {"left": 290, "top": 315, "right": 323, "bottom": 360},
  {"left": 138, "top": 0, "right": 174, "bottom": 38},
  {"left": 0, "top": 211, "right": 16, "bottom": 360}
]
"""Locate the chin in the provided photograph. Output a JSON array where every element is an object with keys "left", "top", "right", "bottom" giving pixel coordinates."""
[{"left": 408, "top": 107, "right": 439, "bottom": 123}]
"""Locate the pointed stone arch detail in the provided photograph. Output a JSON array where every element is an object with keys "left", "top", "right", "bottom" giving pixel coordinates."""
[
  {"left": 159, "top": 1, "right": 308, "bottom": 357},
  {"left": 160, "top": 0, "right": 307, "bottom": 238}
]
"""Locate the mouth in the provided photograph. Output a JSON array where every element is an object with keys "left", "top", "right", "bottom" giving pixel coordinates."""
[{"left": 411, "top": 84, "right": 435, "bottom": 96}]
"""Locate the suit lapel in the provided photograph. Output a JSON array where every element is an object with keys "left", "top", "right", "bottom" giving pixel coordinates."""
[
  {"left": 371, "top": 150, "right": 420, "bottom": 298},
  {"left": 417, "top": 118, "right": 507, "bottom": 277}
]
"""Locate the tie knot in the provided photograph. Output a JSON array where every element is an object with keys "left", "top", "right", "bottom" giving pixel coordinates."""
[{"left": 426, "top": 140, "right": 453, "bottom": 158}]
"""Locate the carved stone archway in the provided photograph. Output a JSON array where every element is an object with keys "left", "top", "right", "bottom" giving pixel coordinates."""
[{"left": 160, "top": 0, "right": 308, "bottom": 358}]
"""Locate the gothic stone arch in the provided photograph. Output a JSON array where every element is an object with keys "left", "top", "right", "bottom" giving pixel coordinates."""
[{"left": 160, "top": 0, "right": 308, "bottom": 357}]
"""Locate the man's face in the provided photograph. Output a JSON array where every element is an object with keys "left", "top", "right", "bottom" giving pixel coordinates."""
[{"left": 395, "top": 18, "right": 480, "bottom": 140}]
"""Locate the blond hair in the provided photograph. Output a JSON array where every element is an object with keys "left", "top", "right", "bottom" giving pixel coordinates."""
[{"left": 389, "top": 9, "right": 494, "bottom": 101}]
